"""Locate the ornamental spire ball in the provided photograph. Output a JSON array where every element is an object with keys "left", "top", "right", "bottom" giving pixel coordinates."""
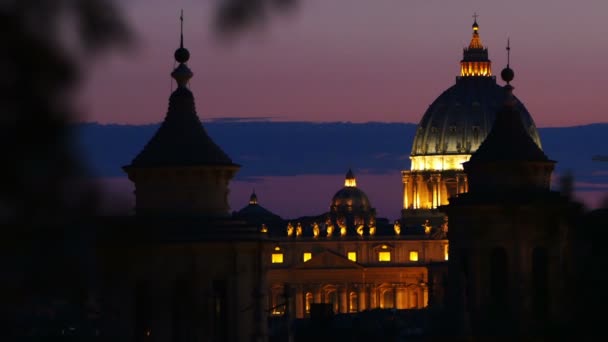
[
  {"left": 171, "top": 10, "right": 193, "bottom": 87},
  {"left": 501, "top": 38, "right": 514, "bottom": 84},
  {"left": 174, "top": 9, "right": 190, "bottom": 63}
]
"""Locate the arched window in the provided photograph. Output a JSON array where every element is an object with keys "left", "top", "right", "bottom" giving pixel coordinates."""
[
  {"left": 305, "top": 292, "right": 313, "bottom": 314},
  {"left": 382, "top": 289, "right": 395, "bottom": 309},
  {"left": 349, "top": 292, "right": 358, "bottom": 312},
  {"left": 327, "top": 290, "right": 339, "bottom": 314}
]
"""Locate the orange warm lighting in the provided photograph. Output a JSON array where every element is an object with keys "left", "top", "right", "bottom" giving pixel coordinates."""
[
  {"left": 272, "top": 253, "right": 284, "bottom": 263},
  {"left": 444, "top": 244, "right": 449, "bottom": 261},
  {"left": 347, "top": 252, "right": 357, "bottom": 262},
  {"left": 409, "top": 251, "right": 419, "bottom": 262},
  {"left": 460, "top": 61, "right": 492, "bottom": 77},
  {"left": 379, "top": 251, "right": 391, "bottom": 262},
  {"left": 345, "top": 178, "right": 356, "bottom": 187},
  {"left": 303, "top": 252, "right": 312, "bottom": 262},
  {"left": 410, "top": 155, "right": 470, "bottom": 172}
]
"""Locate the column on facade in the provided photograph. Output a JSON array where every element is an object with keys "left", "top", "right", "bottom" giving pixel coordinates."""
[
  {"left": 339, "top": 286, "right": 348, "bottom": 313},
  {"left": 295, "top": 285, "right": 304, "bottom": 319},
  {"left": 430, "top": 174, "right": 438, "bottom": 208},
  {"left": 396, "top": 286, "right": 405, "bottom": 309},
  {"left": 412, "top": 173, "right": 419, "bottom": 209},
  {"left": 435, "top": 173, "right": 442, "bottom": 207},
  {"left": 369, "top": 285, "right": 377, "bottom": 309},
  {"left": 423, "top": 285, "right": 429, "bottom": 308},
  {"left": 402, "top": 173, "right": 410, "bottom": 209},
  {"left": 358, "top": 285, "right": 367, "bottom": 311},
  {"left": 456, "top": 173, "right": 464, "bottom": 194},
  {"left": 456, "top": 172, "right": 469, "bottom": 193},
  {"left": 314, "top": 286, "right": 322, "bottom": 304}
]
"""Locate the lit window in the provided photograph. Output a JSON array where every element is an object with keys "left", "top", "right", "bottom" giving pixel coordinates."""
[
  {"left": 271, "top": 253, "right": 283, "bottom": 263},
  {"left": 303, "top": 252, "right": 312, "bottom": 262},
  {"left": 444, "top": 244, "right": 449, "bottom": 261},
  {"left": 347, "top": 252, "right": 357, "bottom": 262},
  {"left": 378, "top": 251, "right": 391, "bottom": 262},
  {"left": 409, "top": 251, "right": 419, "bottom": 262}
]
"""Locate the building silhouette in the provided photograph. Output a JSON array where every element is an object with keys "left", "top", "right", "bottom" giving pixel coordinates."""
[
  {"left": 98, "top": 20, "right": 266, "bottom": 341},
  {"left": 94, "top": 15, "right": 602, "bottom": 341}
]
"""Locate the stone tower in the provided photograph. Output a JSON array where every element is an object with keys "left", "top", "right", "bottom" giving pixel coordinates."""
[
  {"left": 443, "top": 53, "right": 578, "bottom": 336},
  {"left": 123, "top": 20, "right": 239, "bottom": 216}
]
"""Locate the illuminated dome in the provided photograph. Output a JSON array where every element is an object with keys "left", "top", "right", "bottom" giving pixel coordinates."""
[
  {"left": 410, "top": 78, "right": 542, "bottom": 170},
  {"left": 330, "top": 169, "right": 371, "bottom": 212},
  {"left": 401, "top": 17, "right": 546, "bottom": 221},
  {"left": 409, "top": 19, "right": 542, "bottom": 172}
]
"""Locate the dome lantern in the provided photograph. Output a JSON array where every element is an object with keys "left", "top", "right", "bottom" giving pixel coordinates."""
[
  {"left": 460, "top": 14, "right": 492, "bottom": 77},
  {"left": 249, "top": 189, "right": 258, "bottom": 205},
  {"left": 344, "top": 168, "right": 357, "bottom": 187}
]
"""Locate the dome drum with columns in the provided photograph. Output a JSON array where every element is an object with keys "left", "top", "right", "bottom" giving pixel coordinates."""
[{"left": 401, "top": 17, "right": 544, "bottom": 228}]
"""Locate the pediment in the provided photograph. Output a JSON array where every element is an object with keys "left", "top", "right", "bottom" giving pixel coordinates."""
[{"left": 293, "top": 250, "right": 363, "bottom": 270}]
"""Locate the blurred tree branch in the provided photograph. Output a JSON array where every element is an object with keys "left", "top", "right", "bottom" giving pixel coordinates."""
[
  {"left": 0, "top": 0, "right": 130, "bottom": 224},
  {"left": 0, "top": 0, "right": 130, "bottom": 338},
  {"left": 214, "top": 0, "right": 298, "bottom": 38}
]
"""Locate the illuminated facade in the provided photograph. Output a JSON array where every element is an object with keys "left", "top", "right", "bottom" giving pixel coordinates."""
[
  {"left": 401, "top": 18, "right": 543, "bottom": 228},
  {"left": 255, "top": 170, "right": 448, "bottom": 319}
]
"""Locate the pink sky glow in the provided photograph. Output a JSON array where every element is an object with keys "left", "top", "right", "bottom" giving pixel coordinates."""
[{"left": 78, "top": 0, "right": 608, "bottom": 127}]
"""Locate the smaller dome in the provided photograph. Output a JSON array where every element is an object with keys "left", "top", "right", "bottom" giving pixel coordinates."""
[
  {"left": 331, "top": 187, "right": 371, "bottom": 212},
  {"left": 330, "top": 170, "right": 371, "bottom": 212},
  {"left": 472, "top": 21, "right": 479, "bottom": 30}
]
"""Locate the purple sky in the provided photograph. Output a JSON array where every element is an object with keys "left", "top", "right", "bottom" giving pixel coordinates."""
[{"left": 78, "top": 0, "right": 608, "bottom": 127}]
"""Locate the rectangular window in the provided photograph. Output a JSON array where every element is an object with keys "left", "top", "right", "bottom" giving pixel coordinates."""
[
  {"left": 347, "top": 252, "right": 357, "bottom": 262},
  {"left": 409, "top": 251, "right": 419, "bottom": 262},
  {"left": 378, "top": 251, "right": 391, "bottom": 262},
  {"left": 303, "top": 252, "right": 312, "bottom": 262},
  {"left": 271, "top": 253, "right": 284, "bottom": 264},
  {"left": 444, "top": 244, "right": 449, "bottom": 261}
]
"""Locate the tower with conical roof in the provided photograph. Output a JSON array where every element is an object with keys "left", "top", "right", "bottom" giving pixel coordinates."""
[
  {"left": 400, "top": 16, "right": 543, "bottom": 230},
  {"left": 443, "top": 44, "right": 578, "bottom": 336},
  {"left": 123, "top": 14, "right": 239, "bottom": 216}
]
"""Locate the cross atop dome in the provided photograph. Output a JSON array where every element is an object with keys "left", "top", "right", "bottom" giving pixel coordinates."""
[{"left": 468, "top": 13, "right": 484, "bottom": 49}]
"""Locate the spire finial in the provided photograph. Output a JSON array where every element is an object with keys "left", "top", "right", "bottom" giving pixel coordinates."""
[
  {"left": 180, "top": 9, "right": 184, "bottom": 49},
  {"left": 501, "top": 38, "right": 514, "bottom": 85},
  {"left": 506, "top": 37, "right": 511, "bottom": 66},
  {"left": 174, "top": 10, "right": 190, "bottom": 64},
  {"left": 172, "top": 10, "right": 192, "bottom": 87}
]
